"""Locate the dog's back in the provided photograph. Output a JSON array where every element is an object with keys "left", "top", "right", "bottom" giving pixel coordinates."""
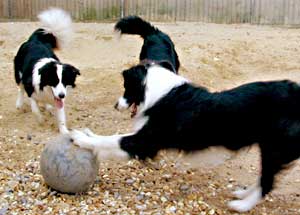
[
  {"left": 14, "top": 29, "right": 59, "bottom": 85},
  {"left": 115, "top": 16, "right": 180, "bottom": 73},
  {"left": 141, "top": 79, "right": 300, "bottom": 151}
]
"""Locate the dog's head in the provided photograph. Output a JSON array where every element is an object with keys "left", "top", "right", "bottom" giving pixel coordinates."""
[
  {"left": 115, "top": 61, "right": 187, "bottom": 117},
  {"left": 115, "top": 64, "right": 147, "bottom": 117},
  {"left": 35, "top": 59, "right": 80, "bottom": 108}
]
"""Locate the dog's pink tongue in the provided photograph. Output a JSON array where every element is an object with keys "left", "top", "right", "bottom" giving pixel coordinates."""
[
  {"left": 131, "top": 104, "right": 137, "bottom": 118},
  {"left": 55, "top": 98, "right": 64, "bottom": 109}
]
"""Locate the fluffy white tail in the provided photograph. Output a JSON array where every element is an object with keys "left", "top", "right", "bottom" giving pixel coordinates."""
[{"left": 38, "top": 8, "right": 72, "bottom": 49}]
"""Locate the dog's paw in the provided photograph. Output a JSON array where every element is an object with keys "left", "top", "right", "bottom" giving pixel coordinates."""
[
  {"left": 16, "top": 94, "right": 24, "bottom": 110},
  {"left": 232, "top": 184, "right": 257, "bottom": 199},
  {"left": 83, "top": 128, "right": 96, "bottom": 137},
  {"left": 228, "top": 187, "right": 262, "bottom": 212},
  {"left": 59, "top": 126, "right": 69, "bottom": 134},
  {"left": 228, "top": 199, "right": 254, "bottom": 212},
  {"left": 70, "top": 129, "right": 95, "bottom": 150},
  {"left": 232, "top": 187, "right": 250, "bottom": 199},
  {"left": 16, "top": 100, "right": 23, "bottom": 109}
]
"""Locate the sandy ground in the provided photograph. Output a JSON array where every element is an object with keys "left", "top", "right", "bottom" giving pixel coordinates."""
[{"left": 0, "top": 21, "right": 300, "bottom": 214}]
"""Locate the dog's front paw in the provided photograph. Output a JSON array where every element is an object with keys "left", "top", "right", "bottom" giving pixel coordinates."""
[
  {"left": 16, "top": 100, "right": 23, "bottom": 109},
  {"left": 70, "top": 129, "right": 95, "bottom": 151},
  {"left": 228, "top": 199, "right": 253, "bottom": 212},
  {"left": 83, "top": 128, "right": 96, "bottom": 137},
  {"left": 59, "top": 126, "right": 69, "bottom": 134}
]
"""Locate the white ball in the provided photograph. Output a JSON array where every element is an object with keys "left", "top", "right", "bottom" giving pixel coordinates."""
[{"left": 40, "top": 134, "right": 99, "bottom": 193}]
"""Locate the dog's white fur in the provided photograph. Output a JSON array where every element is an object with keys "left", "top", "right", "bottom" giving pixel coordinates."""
[
  {"left": 228, "top": 187, "right": 262, "bottom": 212},
  {"left": 38, "top": 8, "right": 72, "bottom": 48},
  {"left": 139, "top": 65, "right": 188, "bottom": 114}
]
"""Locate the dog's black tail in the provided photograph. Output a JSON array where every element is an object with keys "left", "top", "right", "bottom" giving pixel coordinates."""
[
  {"left": 29, "top": 8, "right": 72, "bottom": 49},
  {"left": 114, "top": 16, "right": 157, "bottom": 39}
]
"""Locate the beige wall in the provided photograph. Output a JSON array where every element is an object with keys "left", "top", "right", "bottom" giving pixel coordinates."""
[{"left": 1, "top": 0, "right": 300, "bottom": 25}]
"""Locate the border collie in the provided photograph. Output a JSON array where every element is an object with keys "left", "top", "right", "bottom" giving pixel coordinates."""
[
  {"left": 114, "top": 16, "right": 180, "bottom": 74},
  {"left": 71, "top": 62, "right": 300, "bottom": 212},
  {"left": 14, "top": 8, "right": 80, "bottom": 134}
]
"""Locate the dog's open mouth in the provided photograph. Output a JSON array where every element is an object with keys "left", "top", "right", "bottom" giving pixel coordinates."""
[
  {"left": 130, "top": 103, "right": 137, "bottom": 118},
  {"left": 54, "top": 97, "right": 64, "bottom": 109}
]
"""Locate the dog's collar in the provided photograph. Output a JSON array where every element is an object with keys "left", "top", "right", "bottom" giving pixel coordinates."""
[{"left": 139, "top": 59, "right": 176, "bottom": 73}]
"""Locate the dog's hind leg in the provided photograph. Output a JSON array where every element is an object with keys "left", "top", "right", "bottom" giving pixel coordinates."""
[
  {"left": 259, "top": 140, "right": 300, "bottom": 197},
  {"left": 228, "top": 186, "right": 262, "bottom": 212},
  {"left": 232, "top": 183, "right": 258, "bottom": 199},
  {"left": 229, "top": 142, "right": 296, "bottom": 212},
  {"left": 16, "top": 85, "right": 25, "bottom": 109},
  {"left": 227, "top": 146, "right": 270, "bottom": 212}
]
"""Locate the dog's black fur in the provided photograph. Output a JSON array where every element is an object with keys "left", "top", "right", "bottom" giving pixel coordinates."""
[
  {"left": 118, "top": 64, "right": 300, "bottom": 199},
  {"left": 115, "top": 16, "right": 180, "bottom": 73}
]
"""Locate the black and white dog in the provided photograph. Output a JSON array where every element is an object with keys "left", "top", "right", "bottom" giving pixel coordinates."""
[
  {"left": 71, "top": 62, "right": 300, "bottom": 212},
  {"left": 115, "top": 16, "right": 180, "bottom": 117},
  {"left": 14, "top": 8, "right": 80, "bottom": 134},
  {"left": 115, "top": 16, "right": 180, "bottom": 74}
]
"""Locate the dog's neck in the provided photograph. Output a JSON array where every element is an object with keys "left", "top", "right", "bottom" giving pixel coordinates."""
[
  {"left": 139, "top": 59, "right": 176, "bottom": 73},
  {"left": 140, "top": 65, "right": 188, "bottom": 113}
]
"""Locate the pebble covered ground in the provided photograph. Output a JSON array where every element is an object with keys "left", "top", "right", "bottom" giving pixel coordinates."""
[{"left": 1, "top": 21, "right": 300, "bottom": 214}]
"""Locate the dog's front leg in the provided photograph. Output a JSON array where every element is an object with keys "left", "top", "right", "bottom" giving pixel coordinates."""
[
  {"left": 70, "top": 129, "right": 130, "bottom": 161},
  {"left": 83, "top": 127, "right": 134, "bottom": 139},
  {"left": 29, "top": 97, "right": 43, "bottom": 123},
  {"left": 45, "top": 104, "right": 55, "bottom": 115},
  {"left": 56, "top": 105, "right": 68, "bottom": 134}
]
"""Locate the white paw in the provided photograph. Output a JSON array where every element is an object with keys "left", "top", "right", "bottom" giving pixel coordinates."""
[
  {"left": 232, "top": 189, "right": 247, "bottom": 199},
  {"left": 232, "top": 187, "right": 250, "bottom": 199},
  {"left": 228, "top": 199, "right": 253, "bottom": 212},
  {"left": 70, "top": 129, "right": 95, "bottom": 150},
  {"left": 16, "top": 91, "right": 24, "bottom": 109},
  {"left": 16, "top": 100, "right": 23, "bottom": 109},
  {"left": 83, "top": 128, "right": 96, "bottom": 137},
  {"left": 228, "top": 187, "right": 262, "bottom": 212},
  {"left": 232, "top": 184, "right": 257, "bottom": 199},
  {"left": 59, "top": 126, "right": 69, "bottom": 134}
]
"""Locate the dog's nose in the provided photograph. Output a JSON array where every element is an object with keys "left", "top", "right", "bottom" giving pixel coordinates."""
[
  {"left": 58, "top": 93, "right": 65, "bottom": 99},
  {"left": 114, "top": 102, "right": 120, "bottom": 110}
]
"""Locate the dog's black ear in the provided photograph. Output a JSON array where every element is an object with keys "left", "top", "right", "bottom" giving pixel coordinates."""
[
  {"left": 64, "top": 64, "right": 80, "bottom": 76},
  {"left": 62, "top": 64, "right": 80, "bottom": 88},
  {"left": 39, "top": 61, "right": 58, "bottom": 90},
  {"left": 157, "top": 60, "right": 176, "bottom": 73},
  {"left": 38, "top": 61, "right": 57, "bottom": 75},
  {"left": 122, "top": 64, "right": 147, "bottom": 81}
]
